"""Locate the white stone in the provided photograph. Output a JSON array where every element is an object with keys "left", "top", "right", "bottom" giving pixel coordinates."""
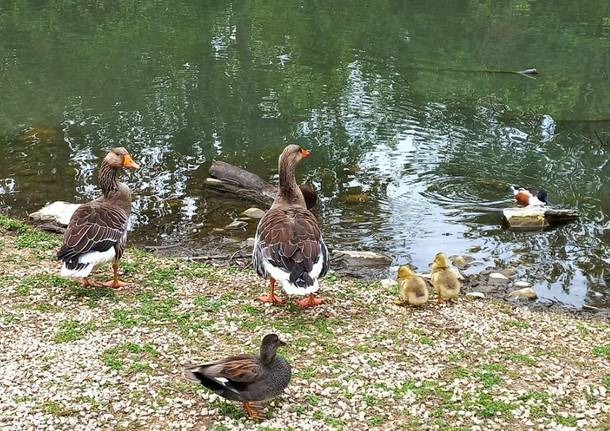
[
  {"left": 509, "top": 287, "right": 537, "bottom": 299},
  {"left": 224, "top": 220, "right": 248, "bottom": 230},
  {"left": 466, "top": 292, "right": 486, "bottom": 299},
  {"left": 29, "top": 201, "right": 81, "bottom": 226},
  {"left": 241, "top": 208, "right": 266, "bottom": 219},
  {"left": 332, "top": 250, "right": 392, "bottom": 267},
  {"left": 380, "top": 278, "right": 397, "bottom": 289},
  {"left": 490, "top": 272, "right": 509, "bottom": 281},
  {"left": 514, "top": 281, "right": 531, "bottom": 288}
]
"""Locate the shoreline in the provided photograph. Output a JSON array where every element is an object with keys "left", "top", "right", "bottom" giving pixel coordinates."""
[{"left": 1, "top": 215, "right": 609, "bottom": 430}]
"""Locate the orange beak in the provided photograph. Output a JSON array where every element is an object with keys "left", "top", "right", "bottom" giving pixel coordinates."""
[
  {"left": 122, "top": 154, "right": 140, "bottom": 169},
  {"left": 299, "top": 148, "right": 310, "bottom": 158}
]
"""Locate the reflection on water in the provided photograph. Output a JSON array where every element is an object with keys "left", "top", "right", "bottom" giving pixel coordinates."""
[{"left": 0, "top": 0, "right": 608, "bottom": 308}]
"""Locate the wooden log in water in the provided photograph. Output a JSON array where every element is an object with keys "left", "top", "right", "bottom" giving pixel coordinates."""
[
  {"left": 207, "top": 160, "right": 275, "bottom": 207},
  {"left": 207, "top": 160, "right": 318, "bottom": 209},
  {"left": 207, "top": 161, "right": 275, "bottom": 206},
  {"left": 503, "top": 207, "right": 579, "bottom": 230}
]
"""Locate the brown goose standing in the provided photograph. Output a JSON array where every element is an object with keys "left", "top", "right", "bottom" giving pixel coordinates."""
[
  {"left": 252, "top": 144, "right": 329, "bottom": 307},
  {"left": 57, "top": 147, "right": 139, "bottom": 288}
]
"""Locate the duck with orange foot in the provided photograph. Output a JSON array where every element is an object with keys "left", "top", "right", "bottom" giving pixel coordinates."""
[
  {"left": 253, "top": 144, "right": 330, "bottom": 308},
  {"left": 510, "top": 185, "right": 548, "bottom": 206},
  {"left": 185, "top": 334, "right": 291, "bottom": 421}
]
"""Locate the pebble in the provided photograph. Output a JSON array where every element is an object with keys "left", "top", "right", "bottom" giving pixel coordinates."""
[
  {"left": 241, "top": 208, "right": 266, "bottom": 219},
  {"left": 509, "top": 287, "right": 538, "bottom": 299},
  {"left": 224, "top": 220, "right": 248, "bottom": 230},
  {"left": 466, "top": 292, "right": 486, "bottom": 299},
  {"left": 380, "top": 278, "right": 397, "bottom": 289},
  {"left": 489, "top": 272, "right": 510, "bottom": 283},
  {"left": 514, "top": 281, "right": 531, "bottom": 288}
]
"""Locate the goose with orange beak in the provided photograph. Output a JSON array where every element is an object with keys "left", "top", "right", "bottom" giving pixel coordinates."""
[
  {"left": 57, "top": 147, "right": 139, "bottom": 288},
  {"left": 252, "top": 144, "right": 329, "bottom": 307}
]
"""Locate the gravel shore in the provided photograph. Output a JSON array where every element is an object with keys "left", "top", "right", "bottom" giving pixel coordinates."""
[{"left": 1, "top": 217, "right": 609, "bottom": 430}]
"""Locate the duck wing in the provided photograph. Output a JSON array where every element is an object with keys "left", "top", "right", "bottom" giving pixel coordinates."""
[
  {"left": 57, "top": 203, "right": 128, "bottom": 269},
  {"left": 253, "top": 206, "right": 329, "bottom": 289},
  {"left": 185, "top": 354, "right": 262, "bottom": 397}
]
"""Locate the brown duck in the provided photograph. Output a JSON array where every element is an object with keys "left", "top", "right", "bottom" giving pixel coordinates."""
[
  {"left": 185, "top": 334, "right": 291, "bottom": 419},
  {"left": 57, "top": 147, "right": 139, "bottom": 288},
  {"left": 252, "top": 144, "right": 330, "bottom": 307}
]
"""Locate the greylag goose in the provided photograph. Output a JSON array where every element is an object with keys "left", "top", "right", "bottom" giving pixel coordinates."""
[
  {"left": 252, "top": 144, "right": 329, "bottom": 307},
  {"left": 57, "top": 147, "right": 139, "bottom": 288},
  {"left": 185, "top": 334, "right": 291, "bottom": 419}
]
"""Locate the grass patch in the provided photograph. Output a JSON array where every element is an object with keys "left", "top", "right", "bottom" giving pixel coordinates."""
[
  {"left": 518, "top": 390, "right": 549, "bottom": 402},
  {"left": 555, "top": 415, "right": 577, "bottom": 427},
  {"left": 16, "top": 274, "right": 73, "bottom": 296},
  {"left": 54, "top": 320, "right": 95, "bottom": 343},
  {"left": 0, "top": 215, "right": 28, "bottom": 232},
  {"left": 16, "top": 229, "right": 60, "bottom": 250},
  {"left": 211, "top": 399, "right": 245, "bottom": 419},
  {"left": 474, "top": 393, "right": 514, "bottom": 418},
  {"left": 506, "top": 353, "right": 536, "bottom": 366},
  {"left": 102, "top": 348, "right": 124, "bottom": 371},
  {"left": 503, "top": 319, "right": 530, "bottom": 329},
  {"left": 592, "top": 345, "right": 610, "bottom": 359},
  {"left": 41, "top": 401, "right": 76, "bottom": 417}
]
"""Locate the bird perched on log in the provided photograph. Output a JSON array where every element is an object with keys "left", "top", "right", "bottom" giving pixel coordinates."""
[
  {"left": 185, "top": 334, "right": 291, "bottom": 420},
  {"left": 57, "top": 148, "right": 139, "bottom": 288},
  {"left": 252, "top": 144, "right": 330, "bottom": 307},
  {"left": 510, "top": 185, "right": 547, "bottom": 206}
]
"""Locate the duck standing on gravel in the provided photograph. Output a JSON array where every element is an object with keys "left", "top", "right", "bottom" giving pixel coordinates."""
[
  {"left": 57, "top": 147, "right": 139, "bottom": 288},
  {"left": 252, "top": 144, "right": 330, "bottom": 307},
  {"left": 510, "top": 185, "right": 547, "bottom": 206},
  {"left": 430, "top": 252, "right": 461, "bottom": 303},
  {"left": 185, "top": 334, "right": 291, "bottom": 420},
  {"left": 394, "top": 266, "right": 429, "bottom": 306}
]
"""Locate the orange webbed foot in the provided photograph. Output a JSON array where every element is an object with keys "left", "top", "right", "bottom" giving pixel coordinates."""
[
  {"left": 243, "top": 402, "right": 266, "bottom": 420},
  {"left": 102, "top": 280, "right": 128, "bottom": 289},
  {"left": 296, "top": 294, "right": 324, "bottom": 308},
  {"left": 257, "top": 294, "right": 286, "bottom": 304}
]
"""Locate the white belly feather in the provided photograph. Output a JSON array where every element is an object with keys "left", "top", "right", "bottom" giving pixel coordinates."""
[{"left": 60, "top": 248, "right": 116, "bottom": 278}]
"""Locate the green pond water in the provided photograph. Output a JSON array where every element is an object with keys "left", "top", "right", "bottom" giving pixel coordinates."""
[{"left": 0, "top": 1, "right": 609, "bottom": 308}]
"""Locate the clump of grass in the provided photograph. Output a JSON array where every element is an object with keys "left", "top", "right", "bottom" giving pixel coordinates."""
[
  {"left": 16, "top": 229, "right": 60, "bottom": 250},
  {"left": 555, "top": 415, "right": 577, "bottom": 427},
  {"left": 474, "top": 393, "right": 514, "bottom": 418},
  {"left": 503, "top": 319, "right": 530, "bottom": 329},
  {"left": 101, "top": 348, "right": 124, "bottom": 371},
  {"left": 506, "top": 352, "right": 536, "bottom": 366},
  {"left": 0, "top": 215, "right": 28, "bottom": 232},
  {"left": 54, "top": 320, "right": 95, "bottom": 343},
  {"left": 41, "top": 401, "right": 76, "bottom": 417},
  {"left": 16, "top": 273, "right": 72, "bottom": 297},
  {"left": 592, "top": 345, "right": 610, "bottom": 359},
  {"left": 211, "top": 399, "right": 245, "bottom": 419}
]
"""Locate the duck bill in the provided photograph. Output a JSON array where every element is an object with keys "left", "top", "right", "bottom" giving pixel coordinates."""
[{"left": 123, "top": 154, "right": 140, "bottom": 169}]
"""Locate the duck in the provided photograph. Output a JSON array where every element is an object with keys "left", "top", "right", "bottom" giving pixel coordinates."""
[
  {"left": 185, "top": 334, "right": 291, "bottom": 420},
  {"left": 57, "top": 147, "right": 139, "bottom": 288},
  {"left": 299, "top": 184, "right": 318, "bottom": 210},
  {"left": 430, "top": 252, "right": 461, "bottom": 303},
  {"left": 252, "top": 144, "right": 330, "bottom": 307},
  {"left": 510, "top": 185, "right": 547, "bottom": 206},
  {"left": 394, "top": 266, "right": 429, "bottom": 306}
]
